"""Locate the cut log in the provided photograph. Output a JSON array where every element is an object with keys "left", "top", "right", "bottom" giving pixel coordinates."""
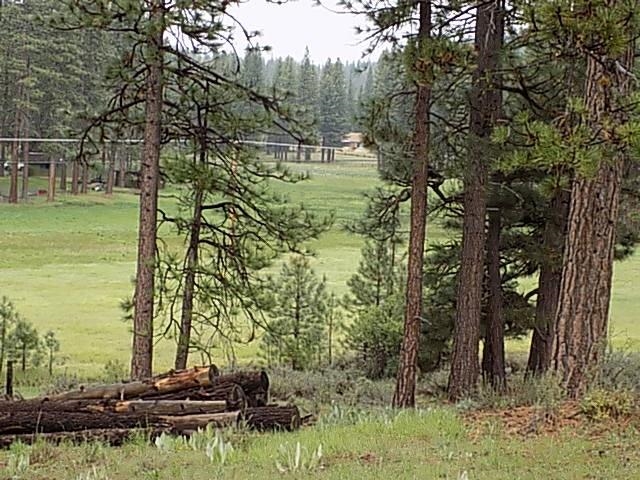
[
  {"left": 44, "top": 365, "right": 220, "bottom": 401},
  {"left": 161, "top": 412, "right": 241, "bottom": 431},
  {"left": 241, "top": 405, "right": 301, "bottom": 431},
  {"left": 0, "top": 386, "right": 245, "bottom": 415},
  {"left": 112, "top": 400, "right": 230, "bottom": 415},
  {"left": 143, "top": 371, "right": 268, "bottom": 407},
  {"left": 0, "top": 428, "right": 168, "bottom": 449},
  {"left": 0, "top": 411, "right": 170, "bottom": 435}
]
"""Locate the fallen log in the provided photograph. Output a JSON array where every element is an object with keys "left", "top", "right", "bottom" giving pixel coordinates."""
[
  {"left": 0, "top": 428, "right": 169, "bottom": 449},
  {"left": 43, "top": 365, "right": 220, "bottom": 402},
  {"left": 0, "top": 411, "right": 169, "bottom": 435},
  {"left": 242, "top": 405, "right": 301, "bottom": 431},
  {"left": 144, "top": 371, "right": 269, "bottom": 407},
  {"left": 0, "top": 396, "right": 245, "bottom": 416}
]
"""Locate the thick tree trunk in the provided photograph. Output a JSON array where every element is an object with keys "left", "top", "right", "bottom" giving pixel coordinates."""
[
  {"left": 481, "top": 208, "right": 506, "bottom": 390},
  {"left": 527, "top": 188, "right": 570, "bottom": 376},
  {"left": 174, "top": 174, "right": 204, "bottom": 370},
  {"left": 47, "top": 156, "right": 56, "bottom": 202},
  {"left": 552, "top": 39, "right": 633, "bottom": 398},
  {"left": 393, "top": 0, "right": 431, "bottom": 409},
  {"left": 131, "top": 0, "right": 164, "bottom": 380},
  {"left": 448, "top": 0, "right": 504, "bottom": 401}
]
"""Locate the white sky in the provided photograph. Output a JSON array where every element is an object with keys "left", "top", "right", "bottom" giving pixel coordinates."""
[{"left": 230, "top": 1, "right": 373, "bottom": 63}]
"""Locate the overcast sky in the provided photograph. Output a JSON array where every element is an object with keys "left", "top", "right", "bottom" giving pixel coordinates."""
[{"left": 230, "top": 1, "right": 373, "bottom": 63}]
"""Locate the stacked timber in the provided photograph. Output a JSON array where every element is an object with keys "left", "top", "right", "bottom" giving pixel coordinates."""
[{"left": 0, "top": 366, "right": 300, "bottom": 448}]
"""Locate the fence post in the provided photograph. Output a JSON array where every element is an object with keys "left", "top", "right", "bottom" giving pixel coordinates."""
[{"left": 47, "top": 155, "right": 56, "bottom": 202}]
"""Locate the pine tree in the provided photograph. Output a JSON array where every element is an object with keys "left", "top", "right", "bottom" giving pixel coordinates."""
[{"left": 261, "top": 256, "right": 329, "bottom": 370}]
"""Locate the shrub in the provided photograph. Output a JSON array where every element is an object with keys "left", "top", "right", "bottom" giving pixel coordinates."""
[{"left": 580, "top": 388, "right": 635, "bottom": 421}]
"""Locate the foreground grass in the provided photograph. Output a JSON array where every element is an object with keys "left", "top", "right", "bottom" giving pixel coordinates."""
[{"left": 0, "top": 408, "right": 638, "bottom": 479}]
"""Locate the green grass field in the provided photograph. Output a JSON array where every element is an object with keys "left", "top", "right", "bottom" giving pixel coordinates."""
[
  {"left": 1, "top": 162, "right": 640, "bottom": 479},
  {"left": 1, "top": 160, "right": 639, "bottom": 376}
]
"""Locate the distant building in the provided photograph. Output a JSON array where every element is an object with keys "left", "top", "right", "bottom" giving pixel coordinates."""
[{"left": 341, "top": 132, "right": 364, "bottom": 150}]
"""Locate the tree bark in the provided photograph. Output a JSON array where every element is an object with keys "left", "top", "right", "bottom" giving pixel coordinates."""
[
  {"left": 71, "top": 158, "right": 79, "bottom": 195},
  {"left": 552, "top": 36, "right": 634, "bottom": 398},
  {"left": 59, "top": 159, "right": 67, "bottom": 192},
  {"left": 20, "top": 132, "right": 29, "bottom": 201},
  {"left": 527, "top": 188, "right": 570, "bottom": 376},
  {"left": 131, "top": 0, "right": 165, "bottom": 380},
  {"left": 481, "top": 208, "right": 506, "bottom": 390},
  {"left": 106, "top": 145, "right": 116, "bottom": 195},
  {"left": 47, "top": 156, "right": 56, "bottom": 202},
  {"left": 448, "top": 0, "right": 504, "bottom": 401},
  {"left": 393, "top": 0, "right": 431, "bottom": 409},
  {"left": 80, "top": 160, "right": 88, "bottom": 194}
]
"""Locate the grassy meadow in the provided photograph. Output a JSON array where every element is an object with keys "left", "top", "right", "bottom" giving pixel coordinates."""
[
  {"left": 1, "top": 161, "right": 640, "bottom": 479},
  {"left": 1, "top": 160, "right": 640, "bottom": 376}
]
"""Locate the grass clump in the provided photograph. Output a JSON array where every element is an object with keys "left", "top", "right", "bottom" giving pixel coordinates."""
[{"left": 580, "top": 388, "right": 636, "bottom": 421}]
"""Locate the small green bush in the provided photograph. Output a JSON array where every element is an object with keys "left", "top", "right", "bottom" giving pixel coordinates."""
[{"left": 580, "top": 388, "right": 635, "bottom": 421}]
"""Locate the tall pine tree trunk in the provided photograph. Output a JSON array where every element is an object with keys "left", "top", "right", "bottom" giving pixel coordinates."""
[
  {"left": 393, "top": 0, "right": 431, "bottom": 408},
  {"left": 527, "top": 188, "right": 569, "bottom": 376},
  {"left": 552, "top": 35, "right": 634, "bottom": 398},
  {"left": 131, "top": 0, "right": 164, "bottom": 380},
  {"left": 448, "top": 0, "right": 504, "bottom": 400},
  {"left": 481, "top": 208, "right": 505, "bottom": 390}
]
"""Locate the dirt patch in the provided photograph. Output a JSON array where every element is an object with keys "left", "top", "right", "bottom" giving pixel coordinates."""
[{"left": 464, "top": 401, "right": 639, "bottom": 439}]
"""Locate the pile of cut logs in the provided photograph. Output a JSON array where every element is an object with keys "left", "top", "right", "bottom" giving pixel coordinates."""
[{"left": 0, "top": 365, "right": 301, "bottom": 448}]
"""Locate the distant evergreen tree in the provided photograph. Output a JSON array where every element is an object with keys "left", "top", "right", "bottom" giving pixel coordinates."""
[
  {"left": 318, "top": 58, "right": 348, "bottom": 157},
  {"left": 261, "top": 256, "right": 329, "bottom": 370}
]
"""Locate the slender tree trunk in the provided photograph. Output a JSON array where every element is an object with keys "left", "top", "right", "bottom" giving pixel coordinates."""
[
  {"left": 552, "top": 37, "right": 634, "bottom": 398},
  {"left": 20, "top": 138, "right": 29, "bottom": 200},
  {"left": 527, "top": 188, "right": 570, "bottom": 376},
  {"left": 47, "top": 156, "right": 56, "bottom": 202},
  {"left": 20, "top": 58, "right": 30, "bottom": 201},
  {"left": 393, "top": 0, "right": 431, "bottom": 409},
  {"left": 59, "top": 159, "right": 67, "bottom": 192},
  {"left": 71, "top": 158, "right": 79, "bottom": 195},
  {"left": 8, "top": 81, "right": 22, "bottom": 204},
  {"left": 481, "top": 208, "right": 506, "bottom": 390},
  {"left": 174, "top": 182, "right": 204, "bottom": 370},
  {"left": 106, "top": 145, "right": 116, "bottom": 195},
  {"left": 448, "top": 0, "right": 504, "bottom": 400},
  {"left": 131, "top": 0, "right": 164, "bottom": 380}
]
